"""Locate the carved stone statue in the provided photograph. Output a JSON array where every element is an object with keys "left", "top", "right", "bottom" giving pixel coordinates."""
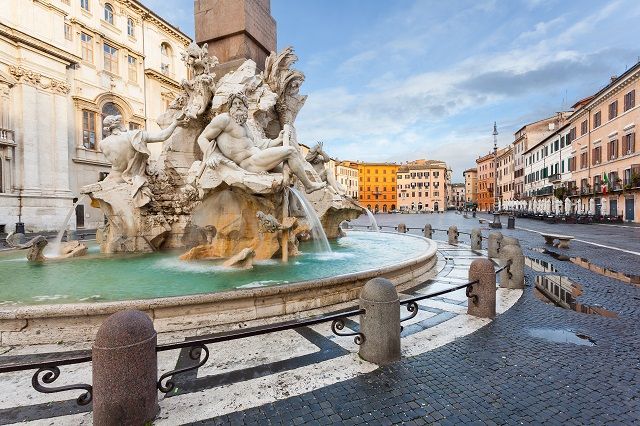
[
  {"left": 101, "top": 115, "right": 179, "bottom": 183},
  {"left": 256, "top": 211, "right": 283, "bottom": 233},
  {"left": 305, "top": 142, "right": 346, "bottom": 195},
  {"left": 180, "top": 42, "right": 218, "bottom": 121},
  {"left": 197, "top": 93, "right": 326, "bottom": 193}
]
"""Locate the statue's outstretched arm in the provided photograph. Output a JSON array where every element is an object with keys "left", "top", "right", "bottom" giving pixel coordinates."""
[
  {"left": 197, "top": 115, "right": 228, "bottom": 159},
  {"left": 144, "top": 120, "right": 179, "bottom": 143}
]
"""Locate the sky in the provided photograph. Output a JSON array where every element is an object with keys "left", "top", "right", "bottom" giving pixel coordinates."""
[{"left": 142, "top": 0, "right": 640, "bottom": 182}]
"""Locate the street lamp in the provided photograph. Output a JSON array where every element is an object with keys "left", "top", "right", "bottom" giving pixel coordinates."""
[{"left": 490, "top": 121, "right": 502, "bottom": 229}]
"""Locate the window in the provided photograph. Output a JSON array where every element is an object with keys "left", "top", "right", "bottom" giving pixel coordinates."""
[
  {"left": 80, "top": 0, "right": 89, "bottom": 11},
  {"left": 64, "top": 23, "right": 72, "bottom": 41},
  {"left": 127, "top": 18, "right": 135, "bottom": 37},
  {"left": 593, "top": 111, "right": 601, "bottom": 128},
  {"left": 608, "top": 100, "right": 618, "bottom": 120},
  {"left": 624, "top": 90, "right": 635, "bottom": 111},
  {"left": 580, "top": 152, "right": 588, "bottom": 169},
  {"left": 127, "top": 55, "right": 137, "bottom": 82},
  {"left": 81, "top": 32, "right": 93, "bottom": 63},
  {"left": 104, "top": 3, "right": 114, "bottom": 24},
  {"left": 568, "top": 127, "right": 576, "bottom": 143},
  {"left": 580, "top": 120, "right": 588, "bottom": 135},
  {"left": 103, "top": 43, "right": 118, "bottom": 73},
  {"left": 608, "top": 139, "right": 618, "bottom": 160},
  {"left": 82, "top": 110, "right": 96, "bottom": 149},
  {"left": 592, "top": 146, "right": 602, "bottom": 165},
  {"left": 623, "top": 132, "right": 636, "bottom": 155},
  {"left": 129, "top": 123, "right": 140, "bottom": 130}
]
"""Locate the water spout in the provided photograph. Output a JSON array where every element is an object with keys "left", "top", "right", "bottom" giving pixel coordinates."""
[
  {"left": 290, "top": 188, "right": 331, "bottom": 252},
  {"left": 45, "top": 195, "right": 86, "bottom": 257},
  {"left": 364, "top": 208, "right": 379, "bottom": 232}
]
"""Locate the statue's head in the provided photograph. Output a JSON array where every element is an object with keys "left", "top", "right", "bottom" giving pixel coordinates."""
[
  {"left": 227, "top": 93, "right": 249, "bottom": 125},
  {"left": 103, "top": 115, "right": 126, "bottom": 135},
  {"left": 285, "top": 75, "right": 304, "bottom": 96}
]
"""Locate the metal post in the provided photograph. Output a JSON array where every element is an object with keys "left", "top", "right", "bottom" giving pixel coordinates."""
[
  {"left": 490, "top": 122, "right": 502, "bottom": 229},
  {"left": 358, "top": 278, "right": 400, "bottom": 365},
  {"left": 93, "top": 310, "right": 158, "bottom": 425}
]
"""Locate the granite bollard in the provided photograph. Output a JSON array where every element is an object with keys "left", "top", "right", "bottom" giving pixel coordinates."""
[
  {"left": 359, "top": 278, "right": 401, "bottom": 365},
  {"left": 488, "top": 231, "right": 503, "bottom": 258},
  {"left": 396, "top": 223, "right": 407, "bottom": 233},
  {"left": 471, "top": 228, "right": 482, "bottom": 250},
  {"left": 423, "top": 223, "right": 433, "bottom": 239},
  {"left": 93, "top": 310, "right": 158, "bottom": 425},
  {"left": 448, "top": 225, "right": 459, "bottom": 245},
  {"left": 499, "top": 237, "right": 525, "bottom": 289},
  {"left": 467, "top": 258, "right": 496, "bottom": 318}
]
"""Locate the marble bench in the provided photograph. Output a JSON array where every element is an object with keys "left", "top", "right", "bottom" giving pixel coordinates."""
[{"left": 541, "top": 233, "right": 574, "bottom": 249}]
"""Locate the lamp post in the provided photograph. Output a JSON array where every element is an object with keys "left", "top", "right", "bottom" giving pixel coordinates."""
[{"left": 490, "top": 122, "right": 502, "bottom": 228}]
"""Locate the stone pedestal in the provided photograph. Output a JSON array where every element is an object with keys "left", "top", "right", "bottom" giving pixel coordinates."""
[
  {"left": 397, "top": 223, "right": 407, "bottom": 233},
  {"left": 423, "top": 223, "right": 432, "bottom": 239},
  {"left": 499, "top": 237, "right": 524, "bottom": 289},
  {"left": 471, "top": 228, "right": 482, "bottom": 250},
  {"left": 359, "top": 278, "right": 400, "bottom": 365},
  {"left": 448, "top": 225, "right": 459, "bottom": 245},
  {"left": 92, "top": 310, "right": 158, "bottom": 426},
  {"left": 488, "top": 231, "right": 503, "bottom": 258}
]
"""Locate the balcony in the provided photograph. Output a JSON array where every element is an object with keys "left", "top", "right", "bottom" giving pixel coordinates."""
[
  {"left": 0, "top": 128, "right": 15, "bottom": 147},
  {"left": 548, "top": 173, "right": 561, "bottom": 183},
  {"left": 580, "top": 187, "right": 592, "bottom": 195}
]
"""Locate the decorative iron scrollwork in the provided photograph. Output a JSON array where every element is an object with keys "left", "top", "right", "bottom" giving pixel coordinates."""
[
  {"left": 331, "top": 318, "right": 364, "bottom": 345},
  {"left": 466, "top": 285, "right": 479, "bottom": 304},
  {"left": 158, "top": 344, "right": 209, "bottom": 393},
  {"left": 400, "top": 301, "right": 419, "bottom": 323},
  {"left": 31, "top": 366, "right": 92, "bottom": 406}
]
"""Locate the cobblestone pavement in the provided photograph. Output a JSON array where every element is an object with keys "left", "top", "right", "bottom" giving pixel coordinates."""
[{"left": 200, "top": 212, "right": 640, "bottom": 425}]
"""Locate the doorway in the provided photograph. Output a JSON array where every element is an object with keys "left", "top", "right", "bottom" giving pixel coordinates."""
[{"left": 625, "top": 197, "right": 634, "bottom": 222}]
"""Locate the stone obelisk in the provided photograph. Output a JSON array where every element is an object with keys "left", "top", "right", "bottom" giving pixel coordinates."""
[{"left": 194, "top": 0, "right": 276, "bottom": 76}]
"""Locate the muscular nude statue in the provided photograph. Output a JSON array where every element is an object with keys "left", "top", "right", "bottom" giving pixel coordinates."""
[
  {"left": 101, "top": 115, "right": 179, "bottom": 183},
  {"left": 197, "top": 93, "right": 326, "bottom": 193}
]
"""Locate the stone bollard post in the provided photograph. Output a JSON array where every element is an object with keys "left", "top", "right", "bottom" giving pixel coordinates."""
[
  {"left": 396, "top": 223, "right": 407, "bottom": 233},
  {"left": 359, "top": 278, "right": 401, "bottom": 365},
  {"left": 471, "top": 228, "right": 482, "bottom": 250},
  {"left": 499, "top": 237, "right": 525, "bottom": 289},
  {"left": 447, "top": 225, "right": 459, "bottom": 245},
  {"left": 93, "top": 310, "right": 158, "bottom": 426},
  {"left": 487, "top": 231, "right": 503, "bottom": 258},
  {"left": 423, "top": 223, "right": 433, "bottom": 239},
  {"left": 467, "top": 258, "right": 496, "bottom": 318}
]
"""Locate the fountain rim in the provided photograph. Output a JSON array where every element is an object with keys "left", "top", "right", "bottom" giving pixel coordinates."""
[{"left": 0, "top": 230, "right": 437, "bottom": 319}]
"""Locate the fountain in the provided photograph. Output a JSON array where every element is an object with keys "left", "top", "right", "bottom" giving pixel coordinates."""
[
  {"left": 364, "top": 208, "right": 380, "bottom": 232},
  {"left": 0, "top": 45, "right": 438, "bottom": 346},
  {"left": 45, "top": 195, "right": 87, "bottom": 258}
]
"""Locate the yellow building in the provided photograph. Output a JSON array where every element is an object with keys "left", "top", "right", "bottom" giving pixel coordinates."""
[
  {"left": 356, "top": 162, "right": 398, "bottom": 213},
  {"left": 463, "top": 168, "right": 477, "bottom": 206}
]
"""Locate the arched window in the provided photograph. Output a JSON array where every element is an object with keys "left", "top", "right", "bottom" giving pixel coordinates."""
[
  {"left": 160, "top": 43, "right": 172, "bottom": 75},
  {"left": 104, "top": 3, "right": 114, "bottom": 24},
  {"left": 101, "top": 102, "right": 123, "bottom": 138},
  {"left": 127, "top": 18, "right": 135, "bottom": 37}
]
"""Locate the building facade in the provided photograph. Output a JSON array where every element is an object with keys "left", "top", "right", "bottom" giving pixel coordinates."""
[
  {"left": 0, "top": 0, "right": 191, "bottom": 232},
  {"left": 396, "top": 159, "right": 449, "bottom": 213},
  {"left": 567, "top": 65, "right": 640, "bottom": 221},
  {"left": 463, "top": 168, "right": 477, "bottom": 207},
  {"left": 450, "top": 183, "right": 465, "bottom": 209},
  {"left": 335, "top": 161, "right": 359, "bottom": 199},
  {"left": 476, "top": 153, "right": 494, "bottom": 211},
  {"left": 356, "top": 162, "right": 398, "bottom": 213},
  {"left": 497, "top": 145, "right": 514, "bottom": 208}
]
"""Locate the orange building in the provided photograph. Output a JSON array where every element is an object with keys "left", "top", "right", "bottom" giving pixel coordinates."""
[
  {"left": 476, "top": 152, "right": 495, "bottom": 211},
  {"left": 357, "top": 162, "right": 399, "bottom": 213}
]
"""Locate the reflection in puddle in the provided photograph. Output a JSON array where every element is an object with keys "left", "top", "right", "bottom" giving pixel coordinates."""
[
  {"left": 528, "top": 328, "right": 596, "bottom": 346},
  {"left": 525, "top": 257, "right": 558, "bottom": 273},
  {"left": 531, "top": 248, "right": 639, "bottom": 285},
  {"left": 535, "top": 275, "right": 617, "bottom": 317}
]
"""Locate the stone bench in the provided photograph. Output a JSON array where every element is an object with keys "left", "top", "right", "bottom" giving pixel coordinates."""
[{"left": 541, "top": 233, "right": 574, "bottom": 249}]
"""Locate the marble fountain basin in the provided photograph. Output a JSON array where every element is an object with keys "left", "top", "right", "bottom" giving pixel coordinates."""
[{"left": 0, "top": 231, "right": 437, "bottom": 346}]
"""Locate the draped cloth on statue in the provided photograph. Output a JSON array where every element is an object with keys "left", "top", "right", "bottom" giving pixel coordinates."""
[{"left": 122, "top": 130, "right": 151, "bottom": 184}]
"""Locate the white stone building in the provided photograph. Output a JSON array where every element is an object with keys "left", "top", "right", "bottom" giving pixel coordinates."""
[{"left": 0, "top": 0, "right": 190, "bottom": 232}]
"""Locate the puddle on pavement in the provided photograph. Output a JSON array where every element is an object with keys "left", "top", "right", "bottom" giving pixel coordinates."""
[
  {"left": 528, "top": 328, "right": 596, "bottom": 346},
  {"left": 525, "top": 257, "right": 558, "bottom": 273},
  {"left": 534, "top": 275, "right": 617, "bottom": 318},
  {"left": 531, "top": 248, "right": 639, "bottom": 286}
]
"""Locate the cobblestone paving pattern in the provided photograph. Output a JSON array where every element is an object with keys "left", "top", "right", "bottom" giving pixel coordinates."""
[{"left": 199, "top": 212, "right": 640, "bottom": 425}]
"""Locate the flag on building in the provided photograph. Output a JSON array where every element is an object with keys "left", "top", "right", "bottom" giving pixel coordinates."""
[{"left": 602, "top": 172, "right": 609, "bottom": 194}]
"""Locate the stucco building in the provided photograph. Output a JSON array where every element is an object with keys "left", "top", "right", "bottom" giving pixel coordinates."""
[
  {"left": 0, "top": 0, "right": 190, "bottom": 232},
  {"left": 463, "top": 168, "right": 477, "bottom": 207},
  {"left": 335, "top": 161, "right": 359, "bottom": 199},
  {"left": 449, "top": 183, "right": 465, "bottom": 209},
  {"left": 476, "top": 152, "right": 495, "bottom": 211},
  {"left": 396, "top": 159, "right": 449, "bottom": 213},
  {"left": 356, "top": 162, "right": 398, "bottom": 213},
  {"left": 497, "top": 145, "right": 514, "bottom": 208}
]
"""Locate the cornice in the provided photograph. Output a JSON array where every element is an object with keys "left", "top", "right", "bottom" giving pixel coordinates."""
[
  {"left": 0, "top": 23, "right": 81, "bottom": 65},
  {"left": 119, "top": 0, "right": 191, "bottom": 46},
  {"left": 33, "top": 0, "right": 68, "bottom": 17},
  {"left": 144, "top": 68, "right": 181, "bottom": 90},
  {"left": 8, "top": 66, "right": 71, "bottom": 94}
]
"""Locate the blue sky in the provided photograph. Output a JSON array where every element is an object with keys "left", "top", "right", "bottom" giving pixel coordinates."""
[{"left": 143, "top": 0, "right": 640, "bottom": 182}]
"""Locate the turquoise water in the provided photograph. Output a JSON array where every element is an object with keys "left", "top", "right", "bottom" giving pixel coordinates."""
[{"left": 0, "top": 231, "right": 430, "bottom": 306}]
